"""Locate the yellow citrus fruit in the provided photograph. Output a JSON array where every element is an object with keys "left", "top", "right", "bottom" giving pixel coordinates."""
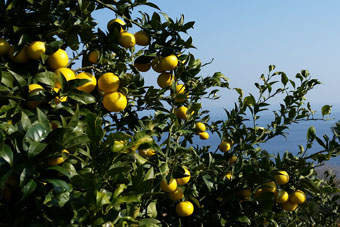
[
  {"left": 47, "top": 149, "right": 69, "bottom": 166},
  {"left": 275, "top": 189, "right": 289, "bottom": 204},
  {"left": 111, "top": 140, "right": 125, "bottom": 152},
  {"left": 138, "top": 148, "right": 156, "bottom": 157},
  {"left": 0, "top": 38, "right": 10, "bottom": 56},
  {"left": 54, "top": 68, "right": 76, "bottom": 89},
  {"left": 26, "top": 41, "right": 46, "bottom": 60},
  {"left": 262, "top": 181, "right": 277, "bottom": 193},
  {"left": 134, "top": 30, "right": 150, "bottom": 46},
  {"left": 8, "top": 46, "right": 29, "bottom": 64},
  {"left": 274, "top": 170, "right": 289, "bottom": 185},
  {"left": 88, "top": 50, "right": 100, "bottom": 64},
  {"left": 102, "top": 91, "right": 127, "bottom": 112},
  {"left": 151, "top": 57, "right": 165, "bottom": 73},
  {"left": 157, "top": 72, "right": 174, "bottom": 88},
  {"left": 238, "top": 188, "right": 251, "bottom": 199},
  {"left": 161, "top": 54, "right": 178, "bottom": 71},
  {"left": 53, "top": 87, "right": 67, "bottom": 103},
  {"left": 198, "top": 131, "right": 209, "bottom": 140},
  {"left": 134, "top": 62, "right": 151, "bottom": 72},
  {"left": 28, "top": 84, "right": 44, "bottom": 93},
  {"left": 169, "top": 187, "right": 184, "bottom": 201},
  {"left": 175, "top": 84, "right": 187, "bottom": 102},
  {"left": 195, "top": 122, "right": 206, "bottom": 132},
  {"left": 160, "top": 178, "right": 177, "bottom": 192},
  {"left": 218, "top": 141, "right": 231, "bottom": 153},
  {"left": 107, "top": 18, "right": 125, "bottom": 32},
  {"left": 47, "top": 49, "right": 69, "bottom": 70},
  {"left": 289, "top": 190, "right": 306, "bottom": 204},
  {"left": 176, "top": 168, "right": 191, "bottom": 185},
  {"left": 176, "top": 201, "right": 194, "bottom": 217},
  {"left": 254, "top": 188, "right": 264, "bottom": 199},
  {"left": 76, "top": 72, "right": 97, "bottom": 93},
  {"left": 229, "top": 155, "right": 238, "bottom": 164},
  {"left": 119, "top": 32, "right": 136, "bottom": 48},
  {"left": 175, "top": 106, "right": 189, "bottom": 120},
  {"left": 281, "top": 200, "right": 298, "bottom": 212},
  {"left": 98, "top": 72, "right": 120, "bottom": 94},
  {"left": 225, "top": 172, "right": 232, "bottom": 180}
]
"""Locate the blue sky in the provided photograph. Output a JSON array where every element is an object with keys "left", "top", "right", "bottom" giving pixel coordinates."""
[{"left": 93, "top": 1, "right": 340, "bottom": 116}]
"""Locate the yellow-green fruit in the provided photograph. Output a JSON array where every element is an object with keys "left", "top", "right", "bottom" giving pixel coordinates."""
[
  {"left": 88, "top": 50, "right": 100, "bottom": 64},
  {"left": 199, "top": 131, "right": 209, "bottom": 140},
  {"left": 195, "top": 122, "right": 206, "bottom": 132},
  {"left": 281, "top": 200, "right": 298, "bottom": 212},
  {"left": 289, "top": 190, "right": 306, "bottom": 204},
  {"left": 175, "top": 106, "right": 189, "bottom": 120},
  {"left": 47, "top": 149, "right": 69, "bottom": 166},
  {"left": 151, "top": 57, "right": 165, "bottom": 73},
  {"left": 161, "top": 54, "right": 178, "bottom": 71},
  {"left": 275, "top": 189, "right": 289, "bottom": 204},
  {"left": 98, "top": 72, "right": 120, "bottom": 94},
  {"left": 254, "top": 188, "right": 264, "bottom": 199},
  {"left": 102, "top": 92, "right": 127, "bottom": 112},
  {"left": 76, "top": 72, "right": 97, "bottom": 93},
  {"left": 176, "top": 168, "right": 191, "bottom": 185},
  {"left": 47, "top": 49, "right": 69, "bottom": 70},
  {"left": 26, "top": 41, "right": 46, "bottom": 60},
  {"left": 157, "top": 72, "right": 174, "bottom": 88},
  {"left": 138, "top": 148, "right": 155, "bottom": 157},
  {"left": 134, "top": 30, "right": 150, "bottom": 46},
  {"left": 0, "top": 38, "right": 10, "bottom": 56},
  {"left": 160, "top": 178, "right": 177, "bottom": 192},
  {"left": 229, "top": 155, "right": 238, "bottom": 164},
  {"left": 262, "top": 181, "right": 277, "bottom": 193},
  {"left": 169, "top": 187, "right": 184, "bottom": 201},
  {"left": 8, "top": 46, "right": 29, "bottom": 64},
  {"left": 54, "top": 68, "right": 76, "bottom": 89},
  {"left": 176, "top": 201, "right": 194, "bottom": 217},
  {"left": 107, "top": 18, "right": 125, "bottom": 32},
  {"left": 111, "top": 140, "right": 125, "bottom": 152},
  {"left": 274, "top": 170, "right": 289, "bottom": 185},
  {"left": 119, "top": 32, "right": 136, "bottom": 48},
  {"left": 218, "top": 141, "right": 231, "bottom": 153}
]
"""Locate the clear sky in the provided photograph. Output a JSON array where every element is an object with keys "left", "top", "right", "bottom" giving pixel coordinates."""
[{"left": 93, "top": 1, "right": 340, "bottom": 116}]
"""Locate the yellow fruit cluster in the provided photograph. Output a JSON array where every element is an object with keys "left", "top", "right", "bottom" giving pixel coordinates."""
[
  {"left": 195, "top": 122, "right": 209, "bottom": 140},
  {"left": 160, "top": 167, "right": 194, "bottom": 216}
]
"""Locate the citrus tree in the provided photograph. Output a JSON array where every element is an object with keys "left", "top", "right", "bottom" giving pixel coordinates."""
[{"left": 0, "top": 0, "right": 339, "bottom": 226}]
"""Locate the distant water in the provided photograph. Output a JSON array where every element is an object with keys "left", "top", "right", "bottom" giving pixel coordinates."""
[{"left": 192, "top": 112, "right": 340, "bottom": 165}]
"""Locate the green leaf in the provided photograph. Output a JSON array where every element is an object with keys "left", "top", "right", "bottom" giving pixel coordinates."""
[
  {"left": 64, "top": 135, "right": 90, "bottom": 148},
  {"left": 234, "top": 88, "right": 243, "bottom": 97},
  {"left": 37, "top": 108, "right": 50, "bottom": 131},
  {"left": 96, "top": 190, "right": 111, "bottom": 206},
  {"left": 68, "top": 90, "right": 96, "bottom": 104},
  {"left": 0, "top": 143, "right": 13, "bottom": 166},
  {"left": 24, "top": 125, "right": 48, "bottom": 143},
  {"left": 35, "top": 71, "right": 56, "bottom": 87},
  {"left": 1, "top": 71, "right": 14, "bottom": 88},
  {"left": 146, "top": 201, "right": 157, "bottom": 218},
  {"left": 112, "top": 195, "right": 141, "bottom": 206},
  {"left": 21, "top": 179, "right": 37, "bottom": 201},
  {"left": 321, "top": 105, "right": 332, "bottom": 117},
  {"left": 28, "top": 141, "right": 47, "bottom": 158},
  {"left": 7, "top": 69, "right": 27, "bottom": 87},
  {"left": 202, "top": 174, "right": 214, "bottom": 192},
  {"left": 43, "top": 179, "right": 71, "bottom": 191},
  {"left": 139, "top": 218, "right": 161, "bottom": 227},
  {"left": 112, "top": 184, "right": 127, "bottom": 198},
  {"left": 236, "top": 215, "right": 251, "bottom": 224},
  {"left": 68, "top": 105, "right": 80, "bottom": 128},
  {"left": 47, "top": 166, "right": 70, "bottom": 178},
  {"left": 307, "top": 126, "right": 316, "bottom": 142},
  {"left": 86, "top": 113, "right": 104, "bottom": 145}
]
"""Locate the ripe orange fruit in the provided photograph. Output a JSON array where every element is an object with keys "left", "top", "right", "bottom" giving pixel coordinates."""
[
  {"left": 262, "top": 181, "right": 277, "bottom": 193},
  {"left": 119, "top": 32, "right": 136, "bottom": 48},
  {"left": 161, "top": 54, "right": 178, "bottom": 71},
  {"left": 160, "top": 178, "right": 177, "bottom": 192},
  {"left": 225, "top": 172, "right": 232, "bottom": 180},
  {"left": 289, "top": 190, "right": 306, "bottom": 204},
  {"left": 169, "top": 187, "right": 184, "bottom": 201},
  {"left": 198, "top": 131, "right": 209, "bottom": 140},
  {"left": 175, "top": 84, "right": 187, "bottom": 102},
  {"left": 88, "top": 50, "right": 100, "bottom": 64},
  {"left": 54, "top": 68, "right": 76, "bottom": 89},
  {"left": 75, "top": 72, "right": 97, "bottom": 93},
  {"left": 157, "top": 72, "right": 174, "bottom": 88},
  {"left": 0, "top": 38, "right": 10, "bottom": 56},
  {"left": 138, "top": 148, "right": 156, "bottom": 157},
  {"left": 98, "top": 72, "right": 120, "bottom": 94},
  {"left": 281, "top": 200, "right": 298, "bottom": 212},
  {"left": 229, "top": 155, "right": 238, "bottom": 164},
  {"left": 195, "top": 122, "right": 206, "bottom": 132},
  {"left": 254, "top": 188, "right": 264, "bottom": 199},
  {"left": 47, "top": 149, "right": 69, "bottom": 166},
  {"left": 27, "top": 84, "right": 45, "bottom": 109},
  {"left": 275, "top": 189, "right": 289, "bottom": 203},
  {"left": 238, "top": 188, "right": 251, "bottom": 199},
  {"left": 175, "top": 106, "right": 189, "bottom": 120},
  {"left": 53, "top": 88, "right": 68, "bottom": 103},
  {"left": 274, "top": 170, "right": 289, "bottom": 185},
  {"left": 176, "top": 201, "right": 194, "bottom": 216},
  {"left": 218, "top": 141, "right": 231, "bottom": 153},
  {"left": 134, "top": 62, "right": 151, "bottom": 72},
  {"left": 176, "top": 168, "right": 191, "bottom": 185},
  {"left": 8, "top": 46, "right": 29, "bottom": 64},
  {"left": 47, "top": 49, "right": 69, "bottom": 70},
  {"left": 151, "top": 57, "right": 165, "bottom": 73},
  {"left": 134, "top": 30, "right": 150, "bottom": 46},
  {"left": 26, "top": 41, "right": 46, "bottom": 60},
  {"left": 102, "top": 91, "right": 127, "bottom": 112},
  {"left": 107, "top": 18, "right": 125, "bottom": 32}
]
